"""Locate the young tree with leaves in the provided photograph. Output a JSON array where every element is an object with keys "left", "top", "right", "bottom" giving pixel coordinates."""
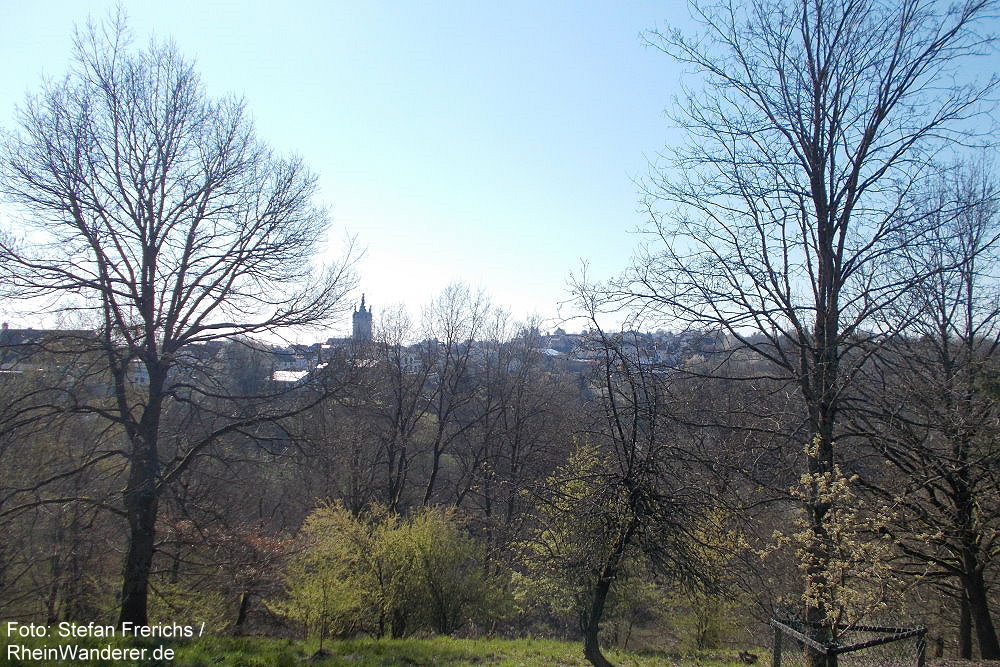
[{"left": 522, "top": 298, "right": 707, "bottom": 666}]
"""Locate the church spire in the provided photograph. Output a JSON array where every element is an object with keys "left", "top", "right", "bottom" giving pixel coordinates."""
[{"left": 352, "top": 294, "right": 372, "bottom": 341}]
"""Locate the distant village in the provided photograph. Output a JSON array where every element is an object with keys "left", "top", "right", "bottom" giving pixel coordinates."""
[{"left": 0, "top": 296, "right": 728, "bottom": 385}]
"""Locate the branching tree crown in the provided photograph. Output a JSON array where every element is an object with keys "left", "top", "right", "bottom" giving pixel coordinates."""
[
  {"left": 0, "top": 13, "right": 355, "bottom": 626},
  {"left": 1, "top": 16, "right": 351, "bottom": 340},
  {"left": 626, "top": 0, "right": 997, "bottom": 661}
]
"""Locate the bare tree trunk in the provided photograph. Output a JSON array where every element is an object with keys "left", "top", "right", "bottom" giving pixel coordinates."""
[
  {"left": 232, "top": 591, "right": 251, "bottom": 635},
  {"left": 118, "top": 478, "right": 158, "bottom": 626},
  {"left": 423, "top": 435, "right": 444, "bottom": 506},
  {"left": 118, "top": 367, "right": 164, "bottom": 628},
  {"left": 804, "top": 645, "right": 837, "bottom": 667},
  {"left": 581, "top": 513, "right": 639, "bottom": 667},
  {"left": 803, "top": 305, "right": 840, "bottom": 667},
  {"left": 965, "top": 571, "right": 1000, "bottom": 659},
  {"left": 960, "top": 591, "right": 973, "bottom": 660},
  {"left": 583, "top": 574, "right": 614, "bottom": 667},
  {"left": 45, "top": 542, "right": 62, "bottom": 625}
]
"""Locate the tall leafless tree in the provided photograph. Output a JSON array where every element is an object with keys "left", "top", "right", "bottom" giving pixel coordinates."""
[
  {"left": 628, "top": 1, "right": 997, "bottom": 662},
  {"left": 852, "top": 162, "right": 1000, "bottom": 658},
  {"left": 0, "top": 14, "right": 355, "bottom": 626},
  {"left": 418, "top": 284, "right": 491, "bottom": 505},
  {"left": 359, "top": 285, "right": 492, "bottom": 512},
  {"left": 367, "top": 303, "right": 436, "bottom": 512},
  {"left": 452, "top": 315, "right": 577, "bottom": 547}
]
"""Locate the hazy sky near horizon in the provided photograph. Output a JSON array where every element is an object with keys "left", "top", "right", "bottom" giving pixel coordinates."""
[{"left": 0, "top": 1, "right": 693, "bottom": 337}]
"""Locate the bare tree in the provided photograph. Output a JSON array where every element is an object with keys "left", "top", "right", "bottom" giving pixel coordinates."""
[
  {"left": 852, "top": 162, "right": 1000, "bottom": 658},
  {"left": 0, "top": 14, "right": 355, "bottom": 626},
  {"left": 452, "top": 315, "right": 577, "bottom": 548},
  {"left": 366, "top": 304, "right": 432, "bottom": 512},
  {"left": 627, "top": 1, "right": 997, "bottom": 662},
  {"left": 360, "top": 285, "right": 491, "bottom": 512},
  {"left": 418, "top": 283, "right": 492, "bottom": 505}
]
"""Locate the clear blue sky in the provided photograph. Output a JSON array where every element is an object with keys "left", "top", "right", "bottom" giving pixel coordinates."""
[{"left": 1, "top": 1, "right": 688, "bottom": 336}]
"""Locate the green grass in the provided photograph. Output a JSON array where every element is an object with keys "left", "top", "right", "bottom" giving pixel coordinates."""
[{"left": 2, "top": 632, "right": 763, "bottom": 666}]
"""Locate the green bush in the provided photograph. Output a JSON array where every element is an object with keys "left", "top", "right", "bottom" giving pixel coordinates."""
[{"left": 278, "top": 502, "right": 503, "bottom": 640}]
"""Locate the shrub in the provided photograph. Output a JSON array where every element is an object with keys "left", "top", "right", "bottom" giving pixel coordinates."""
[{"left": 279, "top": 502, "right": 502, "bottom": 639}]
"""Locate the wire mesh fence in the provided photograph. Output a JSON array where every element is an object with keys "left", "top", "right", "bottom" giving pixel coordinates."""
[{"left": 770, "top": 619, "right": 927, "bottom": 667}]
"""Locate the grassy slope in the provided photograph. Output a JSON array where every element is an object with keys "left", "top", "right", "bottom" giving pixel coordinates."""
[{"left": 2, "top": 633, "right": 760, "bottom": 666}]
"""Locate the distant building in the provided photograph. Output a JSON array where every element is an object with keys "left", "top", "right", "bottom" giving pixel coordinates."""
[
  {"left": 0, "top": 322, "right": 95, "bottom": 372},
  {"left": 352, "top": 295, "right": 373, "bottom": 342}
]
